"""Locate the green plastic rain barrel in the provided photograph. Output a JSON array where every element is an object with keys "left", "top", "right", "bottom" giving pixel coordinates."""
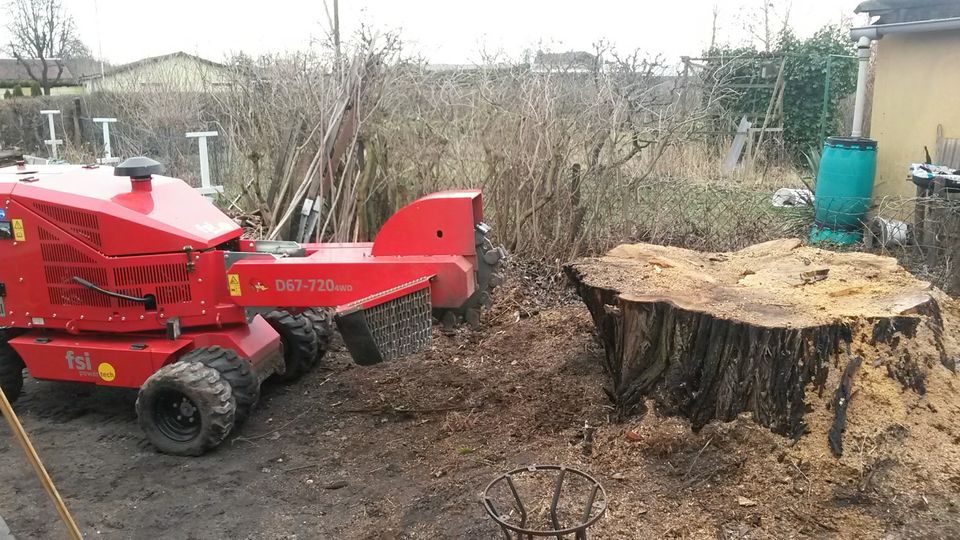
[{"left": 809, "top": 137, "right": 877, "bottom": 245}]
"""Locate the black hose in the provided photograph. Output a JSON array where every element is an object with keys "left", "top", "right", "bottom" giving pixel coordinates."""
[{"left": 71, "top": 276, "right": 151, "bottom": 304}]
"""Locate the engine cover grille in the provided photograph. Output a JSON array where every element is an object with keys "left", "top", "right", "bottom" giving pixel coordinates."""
[{"left": 38, "top": 227, "right": 192, "bottom": 309}]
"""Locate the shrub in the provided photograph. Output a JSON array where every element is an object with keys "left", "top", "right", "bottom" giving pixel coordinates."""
[{"left": 704, "top": 24, "right": 857, "bottom": 160}]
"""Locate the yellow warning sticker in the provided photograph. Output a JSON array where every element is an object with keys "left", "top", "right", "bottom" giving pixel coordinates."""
[
  {"left": 98, "top": 362, "right": 116, "bottom": 382},
  {"left": 11, "top": 219, "right": 25, "bottom": 242},
  {"left": 228, "top": 274, "right": 242, "bottom": 296}
]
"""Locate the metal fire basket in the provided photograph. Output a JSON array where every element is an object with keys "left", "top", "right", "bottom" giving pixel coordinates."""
[{"left": 482, "top": 465, "right": 607, "bottom": 539}]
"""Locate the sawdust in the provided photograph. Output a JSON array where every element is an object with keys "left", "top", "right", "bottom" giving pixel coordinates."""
[
  {"left": 789, "top": 297, "right": 960, "bottom": 501},
  {"left": 574, "top": 238, "right": 934, "bottom": 328},
  {"left": 582, "top": 296, "right": 960, "bottom": 537}
]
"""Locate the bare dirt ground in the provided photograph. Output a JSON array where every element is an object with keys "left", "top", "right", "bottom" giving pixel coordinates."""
[{"left": 3, "top": 261, "right": 960, "bottom": 539}]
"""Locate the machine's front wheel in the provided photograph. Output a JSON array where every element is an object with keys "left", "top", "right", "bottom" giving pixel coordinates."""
[
  {"left": 265, "top": 311, "right": 319, "bottom": 382},
  {"left": 136, "top": 361, "right": 236, "bottom": 456},
  {"left": 0, "top": 343, "right": 25, "bottom": 404},
  {"left": 181, "top": 346, "right": 259, "bottom": 424}
]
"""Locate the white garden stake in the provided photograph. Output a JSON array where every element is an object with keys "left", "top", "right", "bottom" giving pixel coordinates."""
[
  {"left": 186, "top": 131, "right": 223, "bottom": 200},
  {"left": 40, "top": 110, "right": 63, "bottom": 160},
  {"left": 93, "top": 118, "right": 119, "bottom": 164}
]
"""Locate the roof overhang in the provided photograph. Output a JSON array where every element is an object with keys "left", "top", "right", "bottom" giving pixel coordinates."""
[{"left": 851, "top": 16, "right": 960, "bottom": 40}]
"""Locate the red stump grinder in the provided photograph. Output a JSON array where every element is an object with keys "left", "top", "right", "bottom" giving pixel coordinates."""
[{"left": 0, "top": 157, "right": 503, "bottom": 455}]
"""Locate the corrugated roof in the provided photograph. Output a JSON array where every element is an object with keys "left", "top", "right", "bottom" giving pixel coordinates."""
[
  {"left": 855, "top": 0, "right": 960, "bottom": 24},
  {"left": 0, "top": 58, "right": 75, "bottom": 84},
  {"left": 86, "top": 51, "right": 227, "bottom": 80}
]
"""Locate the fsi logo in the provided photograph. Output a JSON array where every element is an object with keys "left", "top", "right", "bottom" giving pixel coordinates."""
[
  {"left": 65, "top": 350, "right": 93, "bottom": 371},
  {"left": 67, "top": 351, "right": 93, "bottom": 371},
  {"left": 65, "top": 351, "right": 116, "bottom": 381}
]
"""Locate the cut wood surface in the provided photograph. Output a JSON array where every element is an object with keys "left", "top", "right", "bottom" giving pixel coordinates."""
[
  {"left": 571, "top": 239, "right": 934, "bottom": 328},
  {"left": 565, "top": 239, "right": 942, "bottom": 438}
]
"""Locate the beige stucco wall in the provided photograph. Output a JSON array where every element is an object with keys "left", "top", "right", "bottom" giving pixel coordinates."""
[
  {"left": 85, "top": 55, "right": 234, "bottom": 93},
  {"left": 49, "top": 86, "right": 84, "bottom": 96},
  {"left": 870, "top": 30, "right": 960, "bottom": 199}
]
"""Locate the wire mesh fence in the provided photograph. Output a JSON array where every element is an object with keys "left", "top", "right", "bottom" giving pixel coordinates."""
[
  {"left": 622, "top": 181, "right": 813, "bottom": 252},
  {"left": 865, "top": 194, "right": 960, "bottom": 293}
]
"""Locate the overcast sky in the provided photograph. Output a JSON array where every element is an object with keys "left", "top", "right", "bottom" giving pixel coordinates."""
[{"left": 60, "top": 0, "right": 869, "bottom": 66}]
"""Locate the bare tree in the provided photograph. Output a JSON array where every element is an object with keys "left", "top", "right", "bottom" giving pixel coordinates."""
[
  {"left": 709, "top": 3, "right": 720, "bottom": 51},
  {"left": 5, "top": 0, "right": 90, "bottom": 95},
  {"left": 735, "top": 1, "right": 794, "bottom": 52}
]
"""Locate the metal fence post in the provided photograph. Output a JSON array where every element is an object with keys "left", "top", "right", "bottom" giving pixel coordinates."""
[
  {"left": 186, "top": 131, "right": 222, "bottom": 200},
  {"left": 818, "top": 56, "right": 833, "bottom": 146},
  {"left": 817, "top": 54, "right": 857, "bottom": 145},
  {"left": 93, "top": 118, "right": 118, "bottom": 164},
  {"left": 40, "top": 110, "right": 63, "bottom": 160}
]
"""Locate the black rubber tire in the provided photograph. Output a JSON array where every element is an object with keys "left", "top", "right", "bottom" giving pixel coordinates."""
[
  {"left": 136, "top": 360, "right": 236, "bottom": 456},
  {"left": 0, "top": 342, "right": 25, "bottom": 404},
  {"left": 181, "top": 346, "right": 259, "bottom": 425},
  {"left": 265, "top": 311, "right": 319, "bottom": 382},
  {"left": 301, "top": 308, "right": 334, "bottom": 363}
]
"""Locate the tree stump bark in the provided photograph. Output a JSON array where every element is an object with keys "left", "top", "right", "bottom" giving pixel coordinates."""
[{"left": 566, "top": 239, "right": 941, "bottom": 438}]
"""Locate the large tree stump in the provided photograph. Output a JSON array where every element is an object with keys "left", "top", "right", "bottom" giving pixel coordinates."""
[{"left": 566, "top": 239, "right": 941, "bottom": 438}]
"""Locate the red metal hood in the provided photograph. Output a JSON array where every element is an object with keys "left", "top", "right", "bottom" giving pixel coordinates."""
[{"left": 0, "top": 164, "right": 241, "bottom": 256}]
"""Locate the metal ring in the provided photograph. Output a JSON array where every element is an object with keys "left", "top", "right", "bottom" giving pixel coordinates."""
[{"left": 481, "top": 464, "right": 608, "bottom": 537}]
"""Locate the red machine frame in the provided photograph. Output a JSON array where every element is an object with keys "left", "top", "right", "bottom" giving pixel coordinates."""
[{"left": 0, "top": 163, "right": 488, "bottom": 390}]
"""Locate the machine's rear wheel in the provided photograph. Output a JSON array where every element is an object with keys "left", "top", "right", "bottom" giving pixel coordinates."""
[
  {"left": 181, "top": 346, "right": 259, "bottom": 424},
  {"left": 265, "top": 311, "right": 319, "bottom": 382},
  {"left": 302, "top": 308, "right": 335, "bottom": 363},
  {"left": 0, "top": 342, "right": 25, "bottom": 404},
  {"left": 136, "top": 361, "right": 236, "bottom": 456}
]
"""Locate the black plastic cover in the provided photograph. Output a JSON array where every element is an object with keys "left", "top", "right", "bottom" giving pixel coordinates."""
[
  {"left": 114, "top": 156, "right": 164, "bottom": 179},
  {"left": 826, "top": 137, "right": 877, "bottom": 150},
  {"left": 335, "top": 311, "right": 385, "bottom": 366}
]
